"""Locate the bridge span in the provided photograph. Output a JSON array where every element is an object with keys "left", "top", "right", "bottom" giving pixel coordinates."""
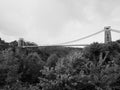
[{"left": 18, "top": 26, "right": 120, "bottom": 48}]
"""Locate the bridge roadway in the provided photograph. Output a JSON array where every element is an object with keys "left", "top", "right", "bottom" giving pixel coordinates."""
[{"left": 21, "top": 44, "right": 89, "bottom": 48}]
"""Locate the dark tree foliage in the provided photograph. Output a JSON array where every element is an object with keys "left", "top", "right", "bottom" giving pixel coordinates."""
[
  {"left": 0, "top": 38, "right": 120, "bottom": 90},
  {"left": 9, "top": 40, "right": 18, "bottom": 48},
  {"left": 0, "top": 38, "right": 9, "bottom": 51},
  {"left": 19, "top": 52, "right": 45, "bottom": 84},
  {"left": 46, "top": 54, "right": 59, "bottom": 68},
  {"left": 116, "top": 39, "right": 120, "bottom": 44},
  {"left": 83, "top": 42, "right": 103, "bottom": 64}
]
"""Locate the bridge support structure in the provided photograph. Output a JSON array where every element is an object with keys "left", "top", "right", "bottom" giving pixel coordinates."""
[
  {"left": 18, "top": 38, "right": 24, "bottom": 47},
  {"left": 104, "top": 26, "right": 112, "bottom": 44},
  {"left": 17, "top": 26, "right": 114, "bottom": 47}
]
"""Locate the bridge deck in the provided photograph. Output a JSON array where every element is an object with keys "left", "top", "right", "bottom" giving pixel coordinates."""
[{"left": 21, "top": 44, "right": 89, "bottom": 48}]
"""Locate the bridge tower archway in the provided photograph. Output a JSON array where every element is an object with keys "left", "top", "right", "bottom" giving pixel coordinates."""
[{"left": 104, "top": 26, "right": 112, "bottom": 44}]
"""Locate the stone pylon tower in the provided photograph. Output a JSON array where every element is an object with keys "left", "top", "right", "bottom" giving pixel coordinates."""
[
  {"left": 104, "top": 26, "right": 112, "bottom": 44},
  {"left": 18, "top": 38, "right": 24, "bottom": 47}
]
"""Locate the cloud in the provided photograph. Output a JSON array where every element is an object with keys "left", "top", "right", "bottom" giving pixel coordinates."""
[
  {"left": 95, "top": 0, "right": 120, "bottom": 20},
  {"left": 0, "top": 0, "right": 71, "bottom": 38},
  {"left": 0, "top": 0, "right": 120, "bottom": 44}
]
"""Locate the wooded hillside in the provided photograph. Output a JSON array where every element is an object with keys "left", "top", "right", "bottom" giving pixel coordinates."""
[{"left": 0, "top": 38, "right": 120, "bottom": 90}]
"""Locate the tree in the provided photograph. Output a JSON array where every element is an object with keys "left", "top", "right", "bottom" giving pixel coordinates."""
[
  {"left": 83, "top": 42, "right": 103, "bottom": 64},
  {"left": 46, "top": 54, "right": 59, "bottom": 68},
  {"left": 0, "top": 48, "right": 20, "bottom": 86},
  {"left": 20, "top": 52, "right": 45, "bottom": 84}
]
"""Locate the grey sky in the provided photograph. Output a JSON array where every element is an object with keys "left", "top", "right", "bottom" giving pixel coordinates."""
[{"left": 0, "top": 0, "right": 120, "bottom": 45}]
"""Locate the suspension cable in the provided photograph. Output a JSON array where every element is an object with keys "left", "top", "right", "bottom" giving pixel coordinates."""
[
  {"left": 58, "top": 29, "right": 105, "bottom": 45},
  {"left": 111, "top": 29, "right": 120, "bottom": 33}
]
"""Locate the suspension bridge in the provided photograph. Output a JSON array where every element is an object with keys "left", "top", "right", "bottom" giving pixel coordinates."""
[{"left": 18, "top": 26, "right": 120, "bottom": 48}]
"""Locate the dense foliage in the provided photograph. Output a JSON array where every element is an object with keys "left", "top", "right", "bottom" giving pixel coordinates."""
[{"left": 0, "top": 38, "right": 120, "bottom": 90}]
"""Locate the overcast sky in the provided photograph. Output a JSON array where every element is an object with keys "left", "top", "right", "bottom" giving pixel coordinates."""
[{"left": 0, "top": 0, "right": 120, "bottom": 45}]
